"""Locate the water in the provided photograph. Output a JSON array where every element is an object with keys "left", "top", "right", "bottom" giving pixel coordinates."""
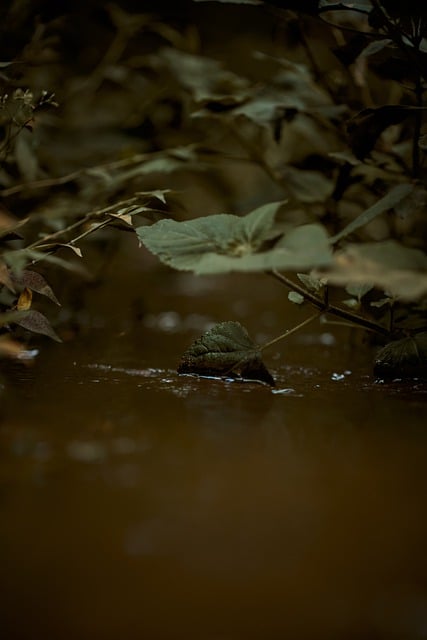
[{"left": 1, "top": 271, "right": 426, "bottom": 639}]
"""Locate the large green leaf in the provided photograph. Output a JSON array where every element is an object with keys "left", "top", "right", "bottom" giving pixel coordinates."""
[
  {"left": 194, "top": 223, "right": 332, "bottom": 275},
  {"left": 177, "top": 321, "right": 275, "bottom": 385},
  {"left": 137, "top": 203, "right": 332, "bottom": 275}
]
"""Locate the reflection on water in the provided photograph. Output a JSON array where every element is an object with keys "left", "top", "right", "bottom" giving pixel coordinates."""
[{"left": 1, "top": 273, "right": 427, "bottom": 639}]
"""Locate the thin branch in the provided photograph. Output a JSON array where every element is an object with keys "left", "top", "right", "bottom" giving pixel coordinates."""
[
  {"left": 25, "top": 196, "right": 139, "bottom": 251},
  {"left": 269, "top": 269, "right": 390, "bottom": 336},
  {"left": 0, "top": 150, "right": 165, "bottom": 197},
  {"left": 67, "top": 219, "right": 111, "bottom": 246},
  {"left": 259, "top": 312, "right": 321, "bottom": 351}
]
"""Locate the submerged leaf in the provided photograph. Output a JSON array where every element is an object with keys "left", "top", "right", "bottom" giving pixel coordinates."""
[
  {"left": 178, "top": 321, "right": 275, "bottom": 385},
  {"left": 374, "top": 333, "right": 427, "bottom": 379}
]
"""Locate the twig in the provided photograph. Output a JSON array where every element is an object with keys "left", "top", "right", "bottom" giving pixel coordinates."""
[
  {"left": 0, "top": 153, "right": 157, "bottom": 197},
  {"left": 25, "top": 196, "right": 139, "bottom": 250},
  {"left": 259, "top": 311, "right": 321, "bottom": 351},
  {"left": 269, "top": 269, "right": 389, "bottom": 336}
]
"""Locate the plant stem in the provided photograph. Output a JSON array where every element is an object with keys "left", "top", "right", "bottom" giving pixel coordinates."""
[
  {"left": 269, "top": 269, "right": 390, "bottom": 336},
  {"left": 369, "top": 0, "right": 425, "bottom": 178},
  {"left": 25, "top": 196, "right": 139, "bottom": 250},
  {"left": 0, "top": 151, "right": 163, "bottom": 196},
  {"left": 412, "top": 74, "right": 424, "bottom": 178},
  {"left": 260, "top": 312, "right": 321, "bottom": 352}
]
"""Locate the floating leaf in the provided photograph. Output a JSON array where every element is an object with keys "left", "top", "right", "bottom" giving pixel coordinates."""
[
  {"left": 330, "top": 184, "right": 414, "bottom": 244},
  {"left": 177, "top": 321, "right": 275, "bottom": 385},
  {"left": 374, "top": 333, "right": 427, "bottom": 379},
  {"left": 12, "top": 270, "right": 60, "bottom": 305},
  {"left": 14, "top": 310, "right": 62, "bottom": 342}
]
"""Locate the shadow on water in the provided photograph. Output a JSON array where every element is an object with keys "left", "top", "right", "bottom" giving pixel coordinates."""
[{"left": 1, "top": 272, "right": 427, "bottom": 640}]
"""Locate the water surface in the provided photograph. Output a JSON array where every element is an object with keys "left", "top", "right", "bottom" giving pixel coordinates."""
[{"left": 1, "top": 272, "right": 426, "bottom": 639}]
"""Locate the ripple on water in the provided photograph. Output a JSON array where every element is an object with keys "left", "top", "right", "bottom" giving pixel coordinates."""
[{"left": 78, "top": 362, "right": 427, "bottom": 400}]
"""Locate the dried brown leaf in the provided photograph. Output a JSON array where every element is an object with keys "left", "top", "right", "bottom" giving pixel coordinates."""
[{"left": 16, "top": 287, "right": 32, "bottom": 311}]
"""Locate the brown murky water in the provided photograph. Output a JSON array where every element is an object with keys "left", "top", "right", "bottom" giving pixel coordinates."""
[{"left": 1, "top": 268, "right": 427, "bottom": 640}]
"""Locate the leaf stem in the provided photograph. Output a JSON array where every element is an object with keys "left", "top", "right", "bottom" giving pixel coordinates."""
[
  {"left": 259, "top": 312, "right": 321, "bottom": 352},
  {"left": 269, "top": 269, "right": 390, "bottom": 336}
]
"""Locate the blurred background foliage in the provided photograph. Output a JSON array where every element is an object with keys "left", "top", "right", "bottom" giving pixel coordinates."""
[{"left": 0, "top": 0, "right": 426, "bottom": 371}]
